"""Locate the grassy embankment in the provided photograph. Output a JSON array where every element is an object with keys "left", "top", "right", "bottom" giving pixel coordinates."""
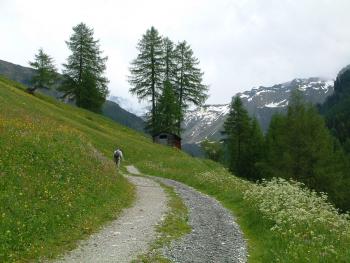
[
  {"left": 0, "top": 77, "right": 138, "bottom": 262},
  {"left": 1, "top": 76, "right": 349, "bottom": 262}
]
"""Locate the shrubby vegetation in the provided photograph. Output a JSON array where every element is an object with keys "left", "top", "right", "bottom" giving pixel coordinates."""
[
  {"left": 244, "top": 178, "right": 350, "bottom": 262},
  {"left": 200, "top": 139, "right": 223, "bottom": 162}
]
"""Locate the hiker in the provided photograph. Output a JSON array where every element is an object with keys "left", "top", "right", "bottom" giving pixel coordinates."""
[{"left": 113, "top": 148, "right": 123, "bottom": 169}]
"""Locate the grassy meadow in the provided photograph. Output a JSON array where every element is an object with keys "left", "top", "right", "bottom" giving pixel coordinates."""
[
  {"left": 0, "top": 76, "right": 349, "bottom": 262},
  {"left": 0, "top": 77, "right": 135, "bottom": 261}
]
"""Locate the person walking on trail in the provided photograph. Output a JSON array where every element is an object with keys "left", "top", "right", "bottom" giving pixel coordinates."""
[{"left": 113, "top": 148, "right": 123, "bottom": 169}]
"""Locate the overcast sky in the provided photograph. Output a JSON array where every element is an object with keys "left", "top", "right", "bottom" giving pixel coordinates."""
[{"left": 1, "top": 0, "right": 350, "bottom": 107}]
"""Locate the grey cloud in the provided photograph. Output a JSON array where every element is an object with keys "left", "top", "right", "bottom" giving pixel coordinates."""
[{"left": 1, "top": 0, "right": 350, "bottom": 107}]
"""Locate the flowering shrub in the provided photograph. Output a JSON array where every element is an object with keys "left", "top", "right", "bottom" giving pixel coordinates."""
[{"left": 243, "top": 178, "right": 350, "bottom": 262}]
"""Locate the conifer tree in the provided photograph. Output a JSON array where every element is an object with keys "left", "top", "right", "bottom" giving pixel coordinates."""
[
  {"left": 129, "top": 26, "right": 164, "bottom": 134},
  {"left": 262, "top": 113, "right": 287, "bottom": 176},
  {"left": 174, "top": 41, "right": 208, "bottom": 133},
  {"left": 151, "top": 80, "right": 180, "bottom": 135},
  {"left": 60, "top": 22, "right": 108, "bottom": 112},
  {"left": 224, "top": 96, "right": 251, "bottom": 175},
  {"left": 163, "top": 37, "right": 177, "bottom": 83},
  {"left": 245, "top": 118, "right": 265, "bottom": 180},
  {"left": 263, "top": 91, "right": 349, "bottom": 209},
  {"left": 28, "top": 48, "right": 57, "bottom": 94},
  {"left": 320, "top": 66, "right": 350, "bottom": 154},
  {"left": 287, "top": 92, "right": 343, "bottom": 189}
]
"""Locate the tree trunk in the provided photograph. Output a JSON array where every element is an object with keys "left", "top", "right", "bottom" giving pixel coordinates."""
[{"left": 151, "top": 43, "right": 156, "bottom": 135}]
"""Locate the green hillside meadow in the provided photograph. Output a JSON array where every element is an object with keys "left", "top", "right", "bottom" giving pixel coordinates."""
[{"left": 0, "top": 76, "right": 349, "bottom": 262}]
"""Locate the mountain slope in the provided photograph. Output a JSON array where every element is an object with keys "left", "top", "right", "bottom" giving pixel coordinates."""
[
  {"left": 0, "top": 59, "right": 145, "bottom": 132},
  {"left": 182, "top": 78, "right": 334, "bottom": 148},
  {"left": 0, "top": 59, "right": 36, "bottom": 86},
  {"left": 102, "top": 100, "right": 145, "bottom": 132},
  {"left": 109, "top": 95, "right": 147, "bottom": 117},
  {"left": 320, "top": 65, "right": 350, "bottom": 151}
]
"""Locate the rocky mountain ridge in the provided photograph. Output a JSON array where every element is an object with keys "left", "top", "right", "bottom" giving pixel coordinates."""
[{"left": 182, "top": 78, "right": 334, "bottom": 150}]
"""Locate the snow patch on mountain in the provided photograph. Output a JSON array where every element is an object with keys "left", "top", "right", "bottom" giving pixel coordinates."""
[
  {"left": 182, "top": 104, "right": 230, "bottom": 144},
  {"left": 263, "top": 99, "right": 288, "bottom": 108},
  {"left": 298, "top": 79, "right": 333, "bottom": 92},
  {"left": 182, "top": 77, "right": 334, "bottom": 147}
]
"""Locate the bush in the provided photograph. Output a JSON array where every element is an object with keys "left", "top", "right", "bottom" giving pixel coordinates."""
[{"left": 244, "top": 178, "right": 350, "bottom": 262}]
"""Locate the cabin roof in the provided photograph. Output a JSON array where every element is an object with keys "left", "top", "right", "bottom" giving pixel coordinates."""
[{"left": 152, "top": 132, "right": 181, "bottom": 140}]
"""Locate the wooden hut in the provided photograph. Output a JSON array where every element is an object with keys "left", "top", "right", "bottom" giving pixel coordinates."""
[{"left": 153, "top": 132, "right": 181, "bottom": 149}]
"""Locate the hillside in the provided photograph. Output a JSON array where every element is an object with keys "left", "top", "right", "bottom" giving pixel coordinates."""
[
  {"left": 182, "top": 78, "right": 334, "bottom": 153},
  {"left": 0, "top": 59, "right": 145, "bottom": 133},
  {"left": 0, "top": 76, "right": 135, "bottom": 261},
  {"left": 1, "top": 77, "right": 349, "bottom": 262},
  {"left": 102, "top": 100, "right": 145, "bottom": 132},
  {"left": 109, "top": 95, "right": 147, "bottom": 117},
  {"left": 320, "top": 65, "right": 350, "bottom": 152},
  {"left": 0, "top": 59, "right": 36, "bottom": 86}
]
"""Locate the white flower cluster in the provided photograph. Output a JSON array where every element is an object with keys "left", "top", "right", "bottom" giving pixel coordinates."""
[{"left": 243, "top": 178, "right": 350, "bottom": 261}]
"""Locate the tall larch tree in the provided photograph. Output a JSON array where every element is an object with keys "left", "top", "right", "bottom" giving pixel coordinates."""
[
  {"left": 28, "top": 48, "right": 58, "bottom": 94},
  {"left": 60, "top": 22, "right": 109, "bottom": 112},
  {"left": 163, "top": 37, "right": 177, "bottom": 83},
  {"left": 174, "top": 41, "right": 208, "bottom": 134},
  {"left": 129, "top": 26, "right": 164, "bottom": 134}
]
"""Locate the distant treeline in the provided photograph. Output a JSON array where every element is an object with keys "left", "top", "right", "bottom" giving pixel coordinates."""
[{"left": 202, "top": 65, "right": 350, "bottom": 212}]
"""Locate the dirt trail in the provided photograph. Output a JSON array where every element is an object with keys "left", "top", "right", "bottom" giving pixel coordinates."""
[
  {"left": 55, "top": 165, "right": 247, "bottom": 263},
  {"left": 54, "top": 174, "right": 168, "bottom": 263},
  {"left": 127, "top": 165, "right": 247, "bottom": 263}
]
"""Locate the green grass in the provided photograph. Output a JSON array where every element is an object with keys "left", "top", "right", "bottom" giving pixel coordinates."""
[
  {"left": 1, "top": 75, "right": 349, "bottom": 262},
  {"left": 135, "top": 159, "right": 266, "bottom": 262},
  {"left": 135, "top": 155, "right": 350, "bottom": 262},
  {"left": 0, "top": 77, "right": 136, "bottom": 262},
  {"left": 132, "top": 178, "right": 191, "bottom": 263}
]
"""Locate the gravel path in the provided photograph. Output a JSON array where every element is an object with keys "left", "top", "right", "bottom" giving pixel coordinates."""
[
  {"left": 54, "top": 175, "right": 168, "bottom": 263},
  {"left": 127, "top": 166, "right": 247, "bottom": 263}
]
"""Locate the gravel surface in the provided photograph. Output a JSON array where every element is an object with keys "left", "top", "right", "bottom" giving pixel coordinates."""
[
  {"left": 127, "top": 166, "right": 247, "bottom": 263},
  {"left": 54, "top": 175, "right": 168, "bottom": 263},
  {"left": 158, "top": 178, "right": 247, "bottom": 263}
]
